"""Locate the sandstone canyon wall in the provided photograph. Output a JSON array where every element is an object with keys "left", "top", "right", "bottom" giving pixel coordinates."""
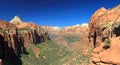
[
  {"left": 89, "top": 5, "right": 120, "bottom": 65},
  {"left": 0, "top": 16, "right": 49, "bottom": 64}
]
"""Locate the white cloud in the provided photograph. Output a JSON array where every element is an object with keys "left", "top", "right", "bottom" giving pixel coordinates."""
[
  {"left": 74, "top": 24, "right": 80, "bottom": 26},
  {"left": 81, "top": 23, "right": 88, "bottom": 27},
  {"left": 52, "top": 26, "right": 61, "bottom": 30}
]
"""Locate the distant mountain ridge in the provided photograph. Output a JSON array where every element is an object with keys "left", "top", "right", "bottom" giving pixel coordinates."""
[{"left": 42, "top": 23, "right": 88, "bottom": 35}]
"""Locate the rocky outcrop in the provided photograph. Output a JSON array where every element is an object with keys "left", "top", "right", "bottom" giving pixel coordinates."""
[
  {"left": 89, "top": 5, "right": 120, "bottom": 65},
  {"left": 91, "top": 37, "right": 120, "bottom": 65},
  {"left": 89, "top": 5, "right": 120, "bottom": 48},
  {"left": 10, "top": 16, "right": 42, "bottom": 30},
  {"left": 10, "top": 16, "right": 23, "bottom": 23},
  {"left": 0, "top": 32, "right": 18, "bottom": 60},
  {"left": 0, "top": 16, "right": 49, "bottom": 64},
  {"left": 0, "top": 20, "right": 16, "bottom": 29},
  {"left": 0, "top": 28, "right": 47, "bottom": 59}
]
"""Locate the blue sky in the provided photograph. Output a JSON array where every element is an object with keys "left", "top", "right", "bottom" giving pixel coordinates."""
[{"left": 0, "top": 0, "right": 120, "bottom": 27}]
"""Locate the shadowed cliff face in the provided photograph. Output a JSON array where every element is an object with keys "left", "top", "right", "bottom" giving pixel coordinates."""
[
  {"left": 0, "top": 18, "right": 49, "bottom": 65},
  {"left": 89, "top": 5, "right": 120, "bottom": 65}
]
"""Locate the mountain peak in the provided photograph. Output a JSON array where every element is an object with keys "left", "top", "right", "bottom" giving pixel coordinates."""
[{"left": 10, "top": 15, "right": 23, "bottom": 23}]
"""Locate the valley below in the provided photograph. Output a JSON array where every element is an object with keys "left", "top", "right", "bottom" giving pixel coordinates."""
[
  {"left": 20, "top": 33, "right": 92, "bottom": 65},
  {"left": 0, "top": 4, "right": 120, "bottom": 65}
]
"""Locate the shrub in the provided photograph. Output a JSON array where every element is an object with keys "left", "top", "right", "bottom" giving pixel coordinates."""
[
  {"left": 103, "top": 39, "right": 111, "bottom": 49},
  {"left": 0, "top": 28, "right": 2, "bottom": 31},
  {"left": 105, "top": 39, "right": 111, "bottom": 46}
]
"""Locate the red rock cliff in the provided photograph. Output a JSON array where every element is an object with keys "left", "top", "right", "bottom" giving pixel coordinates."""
[
  {"left": 89, "top": 5, "right": 120, "bottom": 65},
  {"left": 0, "top": 16, "right": 49, "bottom": 64},
  {"left": 89, "top": 5, "right": 120, "bottom": 47}
]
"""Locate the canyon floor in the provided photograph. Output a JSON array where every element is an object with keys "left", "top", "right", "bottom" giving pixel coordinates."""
[{"left": 16, "top": 33, "right": 92, "bottom": 65}]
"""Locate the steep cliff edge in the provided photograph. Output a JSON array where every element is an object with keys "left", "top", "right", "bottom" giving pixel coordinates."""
[
  {"left": 89, "top": 5, "right": 120, "bottom": 65},
  {"left": 89, "top": 5, "right": 120, "bottom": 44},
  {"left": 0, "top": 16, "right": 49, "bottom": 65}
]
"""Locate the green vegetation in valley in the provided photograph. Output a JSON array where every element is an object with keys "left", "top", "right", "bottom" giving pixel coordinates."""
[
  {"left": 63, "top": 35, "right": 81, "bottom": 44},
  {"left": 20, "top": 40, "right": 72, "bottom": 65},
  {"left": 49, "top": 34, "right": 58, "bottom": 39},
  {"left": 1, "top": 33, "right": 92, "bottom": 65},
  {"left": 20, "top": 38, "right": 92, "bottom": 65}
]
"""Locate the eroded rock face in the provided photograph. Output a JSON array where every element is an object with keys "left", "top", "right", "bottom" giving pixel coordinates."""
[
  {"left": 0, "top": 33, "right": 16, "bottom": 60},
  {"left": 89, "top": 5, "right": 120, "bottom": 48},
  {"left": 89, "top": 5, "right": 120, "bottom": 65},
  {"left": 0, "top": 18, "right": 49, "bottom": 64},
  {"left": 91, "top": 37, "right": 120, "bottom": 65},
  {"left": 0, "top": 20, "right": 16, "bottom": 29}
]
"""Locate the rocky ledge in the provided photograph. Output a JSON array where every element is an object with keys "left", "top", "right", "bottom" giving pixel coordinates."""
[{"left": 89, "top": 5, "right": 120, "bottom": 65}]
